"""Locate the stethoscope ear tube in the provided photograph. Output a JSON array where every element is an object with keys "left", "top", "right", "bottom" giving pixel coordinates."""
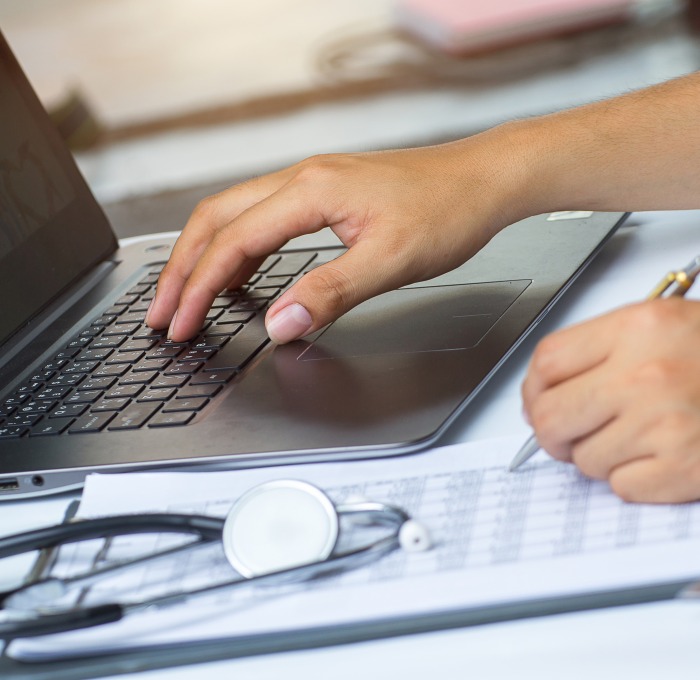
[
  {"left": 0, "top": 603, "right": 124, "bottom": 640},
  {"left": 0, "top": 514, "right": 224, "bottom": 559}
]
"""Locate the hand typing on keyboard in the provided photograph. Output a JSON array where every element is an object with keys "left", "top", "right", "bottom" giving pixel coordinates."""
[{"left": 145, "top": 138, "right": 524, "bottom": 344}]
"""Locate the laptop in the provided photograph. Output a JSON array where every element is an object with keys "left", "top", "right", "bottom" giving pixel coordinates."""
[{"left": 0, "top": 30, "right": 627, "bottom": 499}]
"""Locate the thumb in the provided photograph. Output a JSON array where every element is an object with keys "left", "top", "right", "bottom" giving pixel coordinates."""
[{"left": 265, "top": 243, "right": 403, "bottom": 344}]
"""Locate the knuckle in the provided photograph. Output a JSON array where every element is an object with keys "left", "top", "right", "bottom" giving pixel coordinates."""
[
  {"left": 528, "top": 395, "right": 560, "bottom": 444},
  {"left": 530, "top": 334, "right": 566, "bottom": 382},
  {"left": 629, "top": 358, "right": 681, "bottom": 392},
  {"left": 190, "top": 195, "right": 220, "bottom": 223},
  {"left": 654, "top": 410, "right": 696, "bottom": 447},
  {"left": 306, "top": 265, "right": 359, "bottom": 316},
  {"left": 570, "top": 442, "right": 604, "bottom": 480},
  {"left": 294, "top": 154, "right": 344, "bottom": 185},
  {"left": 621, "top": 298, "right": 685, "bottom": 334},
  {"left": 608, "top": 472, "right": 641, "bottom": 503}
]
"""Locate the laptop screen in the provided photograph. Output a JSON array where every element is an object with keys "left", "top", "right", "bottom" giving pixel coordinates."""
[{"left": 0, "top": 31, "right": 117, "bottom": 347}]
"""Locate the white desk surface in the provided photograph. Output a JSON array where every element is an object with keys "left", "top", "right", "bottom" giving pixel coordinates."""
[{"left": 3, "top": 210, "right": 700, "bottom": 678}]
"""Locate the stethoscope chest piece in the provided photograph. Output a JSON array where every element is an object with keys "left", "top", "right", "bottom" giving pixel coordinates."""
[{"left": 222, "top": 479, "right": 340, "bottom": 578}]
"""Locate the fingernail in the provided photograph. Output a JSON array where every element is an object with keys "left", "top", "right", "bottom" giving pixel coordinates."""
[
  {"left": 522, "top": 406, "right": 532, "bottom": 426},
  {"left": 266, "top": 303, "right": 312, "bottom": 344},
  {"left": 167, "top": 309, "right": 179, "bottom": 340}
]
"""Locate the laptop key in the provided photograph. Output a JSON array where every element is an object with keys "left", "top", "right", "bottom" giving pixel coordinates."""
[
  {"left": 104, "top": 323, "right": 139, "bottom": 336},
  {"left": 245, "top": 289, "right": 278, "bottom": 300},
  {"left": 104, "top": 384, "right": 143, "bottom": 399},
  {"left": 50, "top": 403, "right": 88, "bottom": 419},
  {"left": 137, "top": 388, "right": 176, "bottom": 402},
  {"left": 256, "top": 276, "right": 292, "bottom": 289},
  {"left": 108, "top": 402, "right": 161, "bottom": 430},
  {"left": 191, "top": 370, "right": 235, "bottom": 385},
  {"left": 164, "top": 362, "right": 202, "bottom": 375},
  {"left": 202, "top": 322, "right": 269, "bottom": 371},
  {"left": 133, "top": 326, "right": 167, "bottom": 340},
  {"left": 29, "top": 370, "right": 56, "bottom": 383},
  {"left": 92, "top": 364, "right": 129, "bottom": 378},
  {"left": 3, "top": 394, "right": 29, "bottom": 406},
  {"left": 29, "top": 418, "right": 74, "bottom": 436},
  {"left": 256, "top": 254, "right": 280, "bottom": 273},
  {"left": 103, "top": 304, "right": 128, "bottom": 316},
  {"left": 42, "top": 359, "right": 69, "bottom": 373},
  {"left": 69, "top": 411, "right": 116, "bottom": 433},
  {"left": 0, "top": 426, "right": 26, "bottom": 438},
  {"left": 66, "top": 336, "right": 92, "bottom": 349},
  {"left": 162, "top": 398, "right": 208, "bottom": 412},
  {"left": 193, "top": 336, "right": 229, "bottom": 350},
  {"left": 176, "top": 384, "right": 222, "bottom": 399},
  {"left": 116, "top": 311, "right": 147, "bottom": 324},
  {"left": 148, "top": 411, "right": 195, "bottom": 428},
  {"left": 48, "top": 374, "right": 84, "bottom": 387},
  {"left": 92, "top": 398, "right": 130, "bottom": 412},
  {"left": 151, "top": 375, "right": 189, "bottom": 389},
  {"left": 265, "top": 253, "right": 316, "bottom": 276},
  {"left": 35, "top": 386, "right": 71, "bottom": 401},
  {"left": 206, "top": 322, "right": 244, "bottom": 336},
  {"left": 7, "top": 414, "right": 42, "bottom": 427},
  {"left": 91, "top": 335, "right": 127, "bottom": 349},
  {"left": 133, "top": 358, "right": 170, "bottom": 372},
  {"left": 178, "top": 348, "right": 216, "bottom": 362},
  {"left": 121, "top": 338, "right": 158, "bottom": 351},
  {"left": 146, "top": 346, "right": 182, "bottom": 360},
  {"left": 54, "top": 348, "right": 80, "bottom": 361},
  {"left": 79, "top": 377, "right": 117, "bottom": 392},
  {"left": 64, "top": 361, "right": 99, "bottom": 375},
  {"left": 106, "top": 350, "right": 145, "bottom": 364},
  {"left": 115, "top": 294, "right": 139, "bottom": 306},
  {"left": 80, "top": 325, "right": 104, "bottom": 338},
  {"left": 75, "top": 348, "right": 113, "bottom": 362},
  {"left": 65, "top": 390, "right": 102, "bottom": 404},
  {"left": 17, "top": 400, "right": 56, "bottom": 415},
  {"left": 227, "top": 299, "right": 266, "bottom": 313},
  {"left": 16, "top": 381, "right": 44, "bottom": 395},
  {"left": 120, "top": 371, "right": 157, "bottom": 385}
]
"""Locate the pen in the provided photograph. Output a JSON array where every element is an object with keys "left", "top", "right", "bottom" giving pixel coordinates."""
[{"left": 508, "top": 254, "right": 700, "bottom": 472}]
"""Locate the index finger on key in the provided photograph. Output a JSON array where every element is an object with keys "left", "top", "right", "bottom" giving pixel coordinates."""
[
  {"left": 166, "top": 181, "right": 330, "bottom": 341},
  {"left": 147, "top": 168, "right": 296, "bottom": 330}
]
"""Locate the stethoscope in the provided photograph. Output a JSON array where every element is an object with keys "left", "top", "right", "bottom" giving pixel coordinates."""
[{"left": 0, "top": 479, "right": 431, "bottom": 641}]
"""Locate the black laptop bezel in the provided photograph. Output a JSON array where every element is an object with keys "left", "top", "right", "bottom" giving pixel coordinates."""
[{"left": 0, "top": 30, "right": 117, "bottom": 348}]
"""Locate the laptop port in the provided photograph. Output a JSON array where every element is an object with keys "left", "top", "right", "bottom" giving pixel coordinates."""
[{"left": 0, "top": 478, "right": 19, "bottom": 492}]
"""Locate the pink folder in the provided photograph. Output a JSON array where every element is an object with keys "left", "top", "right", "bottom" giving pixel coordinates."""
[{"left": 395, "top": 0, "right": 634, "bottom": 53}]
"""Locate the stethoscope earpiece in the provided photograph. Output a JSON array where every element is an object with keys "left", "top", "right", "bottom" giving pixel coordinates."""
[{"left": 398, "top": 520, "right": 432, "bottom": 552}]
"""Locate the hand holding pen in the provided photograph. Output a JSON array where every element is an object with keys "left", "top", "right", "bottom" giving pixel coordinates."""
[{"left": 509, "top": 255, "right": 700, "bottom": 503}]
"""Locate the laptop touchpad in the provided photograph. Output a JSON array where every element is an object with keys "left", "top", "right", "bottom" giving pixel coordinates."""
[{"left": 299, "top": 280, "right": 531, "bottom": 361}]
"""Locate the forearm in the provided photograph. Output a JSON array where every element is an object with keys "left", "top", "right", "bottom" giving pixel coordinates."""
[{"left": 487, "top": 71, "right": 700, "bottom": 218}]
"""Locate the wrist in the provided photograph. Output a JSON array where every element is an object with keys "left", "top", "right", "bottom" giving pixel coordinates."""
[{"left": 489, "top": 115, "right": 590, "bottom": 220}]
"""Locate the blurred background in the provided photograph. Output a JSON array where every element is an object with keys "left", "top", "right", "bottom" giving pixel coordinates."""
[{"left": 0, "top": 0, "right": 697, "bottom": 238}]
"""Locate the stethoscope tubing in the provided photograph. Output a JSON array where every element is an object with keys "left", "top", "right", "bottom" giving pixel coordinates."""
[
  {"left": 0, "top": 534, "right": 400, "bottom": 640},
  {"left": 0, "top": 496, "right": 412, "bottom": 641},
  {"left": 0, "top": 514, "right": 224, "bottom": 560}
]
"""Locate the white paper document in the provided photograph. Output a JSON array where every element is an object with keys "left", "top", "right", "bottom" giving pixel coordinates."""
[{"left": 10, "top": 435, "right": 700, "bottom": 661}]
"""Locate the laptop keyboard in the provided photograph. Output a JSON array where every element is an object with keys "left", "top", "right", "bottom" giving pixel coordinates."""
[{"left": 0, "top": 251, "right": 325, "bottom": 439}]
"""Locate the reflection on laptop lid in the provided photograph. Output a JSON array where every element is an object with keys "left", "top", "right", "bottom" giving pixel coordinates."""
[{"left": 0, "top": 30, "right": 627, "bottom": 499}]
